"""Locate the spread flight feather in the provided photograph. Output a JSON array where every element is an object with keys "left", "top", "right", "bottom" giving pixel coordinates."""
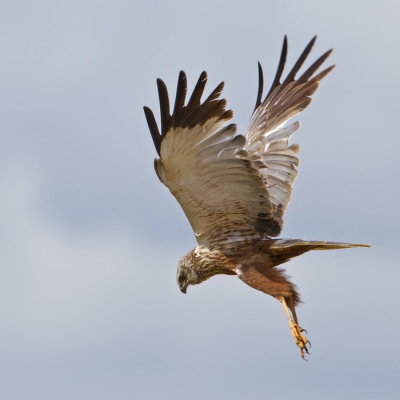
[{"left": 145, "top": 36, "right": 332, "bottom": 246}]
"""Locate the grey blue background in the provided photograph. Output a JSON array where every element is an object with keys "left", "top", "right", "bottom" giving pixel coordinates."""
[{"left": 1, "top": 1, "right": 399, "bottom": 399}]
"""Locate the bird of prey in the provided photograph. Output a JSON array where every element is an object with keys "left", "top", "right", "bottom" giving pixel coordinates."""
[{"left": 143, "top": 36, "right": 371, "bottom": 358}]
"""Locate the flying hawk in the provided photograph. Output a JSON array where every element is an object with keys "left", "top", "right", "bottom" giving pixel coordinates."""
[{"left": 144, "top": 36, "right": 370, "bottom": 359}]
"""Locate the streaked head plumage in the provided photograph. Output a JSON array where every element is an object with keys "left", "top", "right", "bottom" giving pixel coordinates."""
[{"left": 176, "top": 250, "right": 200, "bottom": 293}]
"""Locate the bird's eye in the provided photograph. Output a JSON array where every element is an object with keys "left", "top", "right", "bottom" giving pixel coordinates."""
[{"left": 179, "top": 273, "right": 186, "bottom": 281}]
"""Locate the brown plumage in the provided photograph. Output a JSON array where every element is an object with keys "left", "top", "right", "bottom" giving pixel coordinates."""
[{"left": 144, "top": 36, "right": 371, "bottom": 359}]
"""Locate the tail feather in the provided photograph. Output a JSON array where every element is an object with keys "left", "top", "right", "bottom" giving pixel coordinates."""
[
  {"left": 271, "top": 239, "right": 372, "bottom": 252},
  {"left": 268, "top": 238, "right": 372, "bottom": 266}
]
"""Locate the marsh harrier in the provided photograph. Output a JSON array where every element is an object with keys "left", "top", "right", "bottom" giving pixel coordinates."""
[{"left": 143, "top": 36, "right": 370, "bottom": 358}]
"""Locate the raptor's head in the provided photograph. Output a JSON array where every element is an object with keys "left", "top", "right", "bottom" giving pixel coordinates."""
[{"left": 176, "top": 250, "right": 201, "bottom": 294}]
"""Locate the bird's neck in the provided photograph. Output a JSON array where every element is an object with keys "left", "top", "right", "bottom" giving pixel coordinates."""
[{"left": 191, "top": 246, "right": 236, "bottom": 282}]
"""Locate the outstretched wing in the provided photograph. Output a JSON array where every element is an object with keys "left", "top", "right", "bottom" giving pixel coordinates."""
[
  {"left": 144, "top": 71, "right": 281, "bottom": 249},
  {"left": 244, "top": 36, "right": 334, "bottom": 227}
]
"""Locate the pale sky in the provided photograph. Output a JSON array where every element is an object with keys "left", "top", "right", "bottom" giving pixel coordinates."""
[{"left": 1, "top": 1, "right": 399, "bottom": 399}]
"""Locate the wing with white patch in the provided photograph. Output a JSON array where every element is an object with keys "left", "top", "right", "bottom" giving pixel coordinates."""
[
  {"left": 144, "top": 71, "right": 281, "bottom": 248},
  {"left": 244, "top": 36, "right": 334, "bottom": 227}
]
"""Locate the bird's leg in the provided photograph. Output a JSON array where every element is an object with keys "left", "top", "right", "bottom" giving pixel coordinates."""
[{"left": 278, "top": 296, "right": 310, "bottom": 359}]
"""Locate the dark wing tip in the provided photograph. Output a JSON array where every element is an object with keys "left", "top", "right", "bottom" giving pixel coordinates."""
[
  {"left": 253, "top": 61, "right": 264, "bottom": 112},
  {"left": 264, "top": 35, "right": 288, "bottom": 101},
  {"left": 220, "top": 109, "right": 233, "bottom": 120},
  {"left": 172, "top": 70, "right": 188, "bottom": 124},
  {"left": 282, "top": 35, "right": 288, "bottom": 56},
  {"left": 296, "top": 48, "right": 334, "bottom": 84},
  {"left": 261, "top": 36, "right": 334, "bottom": 107},
  {"left": 281, "top": 36, "right": 317, "bottom": 85},
  {"left": 309, "top": 64, "right": 336, "bottom": 83},
  {"left": 199, "top": 70, "right": 208, "bottom": 82},
  {"left": 204, "top": 81, "right": 225, "bottom": 103},
  {"left": 145, "top": 70, "right": 232, "bottom": 156},
  {"left": 143, "top": 106, "right": 161, "bottom": 156},
  {"left": 156, "top": 78, "right": 171, "bottom": 136},
  {"left": 186, "top": 71, "right": 208, "bottom": 111}
]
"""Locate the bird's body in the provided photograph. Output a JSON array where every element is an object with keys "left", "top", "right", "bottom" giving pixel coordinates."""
[
  {"left": 177, "top": 239, "right": 368, "bottom": 303},
  {"left": 144, "top": 37, "right": 371, "bottom": 358}
]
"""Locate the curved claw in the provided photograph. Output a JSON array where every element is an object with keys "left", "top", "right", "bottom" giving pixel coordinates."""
[
  {"left": 300, "top": 343, "right": 311, "bottom": 360},
  {"left": 292, "top": 322, "right": 310, "bottom": 359}
]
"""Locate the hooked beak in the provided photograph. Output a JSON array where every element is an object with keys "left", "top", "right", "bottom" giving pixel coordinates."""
[{"left": 180, "top": 283, "right": 188, "bottom": 294}]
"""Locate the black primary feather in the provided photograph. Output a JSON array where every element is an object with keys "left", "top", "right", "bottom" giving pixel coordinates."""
[{"left": 144, "top": 71, "right": 232, "bottom": 156}]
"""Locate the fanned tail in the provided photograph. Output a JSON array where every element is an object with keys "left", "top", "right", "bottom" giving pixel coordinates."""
[{"left": 268, "top": 239, "right": 372, "bottom": 266}]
